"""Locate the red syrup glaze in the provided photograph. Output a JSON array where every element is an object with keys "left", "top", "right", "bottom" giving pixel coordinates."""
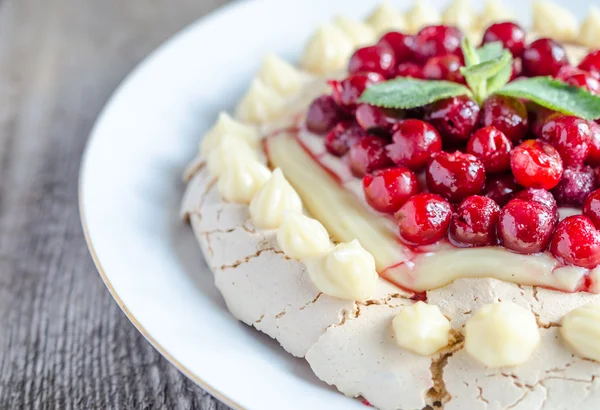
[{"left": 264, "top": 125, "right": 596, "bottom": 294}]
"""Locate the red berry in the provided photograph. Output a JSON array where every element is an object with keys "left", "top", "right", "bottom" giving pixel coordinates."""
[
  {"left": 466, "top": 126, "right": 512, "bottom": 174},
  {"left": 394, "top": 62, "right": 424, "bottom": 78},
  {"left": 540, "top": 115, "right": 592, "bottom": 166},
  {"left": 424, "top": 96, "right": 481, "bottom": 144},
  {"left": 348, "top": 136, "right": 393, "bottom": 177},
  {"left": 449, "top": 195, "right": 501, "bottom": 247},
  {"left": 386, "top": 119, "right": 443, "bottom": 170},
  {"left": 583, "top": 189, "right": 600, "bottom": 228},
  {"left": 355, "top": 104, "right": 403, "bottom": 135},
  {"left": 426, "top": 151, "right": 486, "bottom": 202},
  {"left": 363, "top": 167, "right": 420, "bottom": 214},
  {"left": 324, "top": 121, "right": 366, "bottom": 156},
  {"left": 378, "top": 32, "right": 414, "bottom": 63},
  {"left": 550, "top": 215, "right": 600, "bottom": 268},
  {"left": 511, "top": 58, "right": 523, "bottom": 80},
  {"left": 396, "top": 193, "right": 452, "bottom": 245},
  {"left": 423, "top": 55, "right": 465, "bottom": 83},
  {"left": 586, "top": 121, "right": 600, "bottom": 167},
  {"left": 482, "top": 22, "right": 526, "bottom": 57},
  {"left": 552, "top": 165, "right": 596, "bottom": 206},
  {"left": 348, "top": 45, "right": 396, "bottom": 78},
  {"left": 578, "top": 50, "right": 600, "bottom": 74},
  {"left": 529, "top": 105, "right": 556, "bottom": 139},
  {"left": 330, "top": 73, "right": 385, "bottom": 111},
  {"left": 480, "top": 95, "right": 529, "bottom": 143},
  {"left": 411, "top": 25, "right": 463, "bottom": 63},
  {"left": 497, "top": 199, "right": 556, "bottom": 254},
  {"left": 556, "top": 66, "right": 600, "bottom": 95},
  {"left": 306, "top": 95, "right": 346, "bottom": 134},
  {"left": 513, "top": 188, "right": 558, "bottom": 223},
  {"left": 510, "top": 140, "right": 563, "bottom": 190},
  {"left": 522, "top": 38, "right": 569, "bottom": 77},
  {"left": 484, "top": 174, "right": 521, "bottom": 206}
]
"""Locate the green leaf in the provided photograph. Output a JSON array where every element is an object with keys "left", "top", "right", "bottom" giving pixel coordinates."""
[
  {"left": 476, "top": 42, "right": 504, "bottom": 63},
  {"left": 495, "top": 77, "right": 600, "bottom": 120},
  {"left": 461, "top": 50, "right": 512, "bottom": 104},
  {"left": 359, "top": 77, "right": 471, "bottom": 109},
  {"left": 461, "top": 37, "right": 479, "bottom": 67},
  {"left": 486, "top": 56, "right": 512, "bottom": 95}
]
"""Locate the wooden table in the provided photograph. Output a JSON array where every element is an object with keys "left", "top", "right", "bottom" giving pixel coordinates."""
[{"left": 0, "top": 0, "right": 232, "bottom": 408}]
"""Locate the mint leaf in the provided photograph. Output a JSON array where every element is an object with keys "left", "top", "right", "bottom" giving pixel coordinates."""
[
  {"left": 359, "top": 78, "right": 471, "bottom": 109},
  {"left": 461, "top": 50, "right": 512, "bottom": 103},
  {"left": 476, "top": 42, "right": 504, "bottom": 63},
  {"left": 461, "top": 37, "right": 479, "bottom": 67},
  {"left": 486, "top": 55, "right": 512, "bottom": 95},
  {"left": 495, "top": 77, "right": 600, "bottom": 120}
]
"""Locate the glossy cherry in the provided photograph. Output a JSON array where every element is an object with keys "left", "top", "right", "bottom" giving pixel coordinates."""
[
  {"left": 482, "top": 22, "right": 526, "bottom": 57},
  {"left": 552, "top": 165, "right": 596, "bottom": 206},
  {"left": 466, "top": 126, "right": 512, "bottom": 174},
  {"left": 550, "top": 215, "right": 600, "bottom": 268},
  {"left": 396, "top": 193, "right": 452, "bottom": 245},
  {"left": 522, "top": 38, "right": 569, "bottom": 77},
  {"left": 424, "top": 95, "right": 481, "bottom": 144},
  {"left": 411, "top": 25, "right": 463, "bottom": 63},
  {"left": 578, "top": 50, "right": 600, "bottom": 74},
  {"left": 386, "top": 119, "right": 443, "bottom": 170},
  {"left": 529, "top": 105, "right": 556, "bottom": 139},
  {"left": 583, "top": 189, "right": 600, "bottom": 228},
  {"left": 480, "top": 95, "right": 529, "bottom": 143},
  {"left": 378, "top": 32, "right": 414, "bottom": 63},
  {"left": 306, "top": 95, "right": 346, "bottom": 134},
  {"left": 513, "top": 188, "right": 558, "bottom": 223},
  {"left": 484, "top": 174, "right": 521, "bottom": 206},
  {"left": 348, "top": 45, "right": 396, "bottom": 78},
  {"left": 422, "top": 55, "right": 465, "bottom": 83},
  {"left": 556, "top": 66, "right": 600, "bottom": 95},
  {"left": 510, "top": 140, "right": 563, "bottom": 190},
  {"left": 324, "top": 121, "right": 366, "bottom": 156},
  {"left": 586, "top": 121, "right": 600, "bottom": 167},
  {"left": 449, "top": 195, "right": 501, "bottom": 247},
  {"left": 425, "top": 151, "right": 486, "bottom": 203},
  {"left": 348, "top": 136, "right": 393, "bottom": 177},
  {"left": 330, "top": 72, "right": 385, "bottom": 111},
  {"left": 363, "top": 167, "right": 420, "bottom": 214},
  {"left": 394, "top": 62, "right": 424, "bottom": 78},
  {"left": 497, "top": 199, "right": 556, "bottom": 254},
  {"left": 540, "top": 114, "right": 592, "bottom": 166},
  {"left": 355, "top": 104, "right": 403, "bottom": 135}
]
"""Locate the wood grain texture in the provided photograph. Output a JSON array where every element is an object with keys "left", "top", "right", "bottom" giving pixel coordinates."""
[{"left": 0, "top": 0, "right": 233, "bottom": 408}]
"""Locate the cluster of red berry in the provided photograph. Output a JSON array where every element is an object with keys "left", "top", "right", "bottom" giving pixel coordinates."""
[{"left": 305, "top": 22, "right": 600, "bottom": 269}]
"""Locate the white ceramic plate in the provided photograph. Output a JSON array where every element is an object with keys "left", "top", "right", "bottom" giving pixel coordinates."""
[{"left": 79, "top": 0, "right": 591, "bottom": 408}]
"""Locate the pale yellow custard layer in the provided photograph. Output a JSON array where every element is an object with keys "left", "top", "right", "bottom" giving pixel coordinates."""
[{"left": 267, "top": 133, "right": 594, "bottom": 294}]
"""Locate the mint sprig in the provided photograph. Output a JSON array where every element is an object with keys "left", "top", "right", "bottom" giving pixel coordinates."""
[
  {"left": 460, "top": 38, "right": 513, "bottom": 104},
  {"left": 359, "top": 78, "right": 471, "bottom": 109},
  {"left": 495, "top": 77, "right": 600, "bottom": 120},
  {"left": 359, "top": 38, "right": 600, "bottom": 120}
]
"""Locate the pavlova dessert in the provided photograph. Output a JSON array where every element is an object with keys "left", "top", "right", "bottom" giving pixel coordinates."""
[{"left": 181, "top": 1, "right": 600, "bottom": 408}]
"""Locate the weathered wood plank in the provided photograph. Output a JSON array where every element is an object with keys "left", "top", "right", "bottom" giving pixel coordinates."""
[{"left": 0, "top": 0, "right": 233, "bottom": 408}]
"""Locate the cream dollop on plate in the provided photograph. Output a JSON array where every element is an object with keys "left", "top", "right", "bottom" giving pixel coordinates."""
[
  {"left": 365, "top": 2, "right": 406, "bottom": 35},
  {"left": 277, "top": 212, "right": 333, "bottom": 260},
  {"left": 561, "top": 304, "right": 600, "bottom": 362},
  {"left": 532, "top": 0, "right": 578, "bottom": 42},
  {"left": 392, "top": 301, "right": 451, "bottom": 356},
  {"left": 207, "top": 134, "right": 258, "bottom": 177},
  {"left": 301, "top": 23, "right": 354, "bottom": 74},
  {"left": 465, "top": 302, "right": 540, "bottom": 368},
  {"left": 249, "top": 168, "right": 303, "bottom": 229},
  {"left": 200, "top": 112, "right": 259, "bottom": 155},
  {"left": 236, "top": 79, "right": 284, "bottom": 124},
  {"left": 306, "top": 240, "right": 378, "bottom": 301},
  {"left": 218, "top": 159, "right": 271, "bottom": 203}
]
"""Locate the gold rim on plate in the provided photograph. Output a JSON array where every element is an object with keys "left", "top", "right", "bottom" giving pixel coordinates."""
[{"left": 78, "top": 178, "right": 246, "bottom": 410}]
